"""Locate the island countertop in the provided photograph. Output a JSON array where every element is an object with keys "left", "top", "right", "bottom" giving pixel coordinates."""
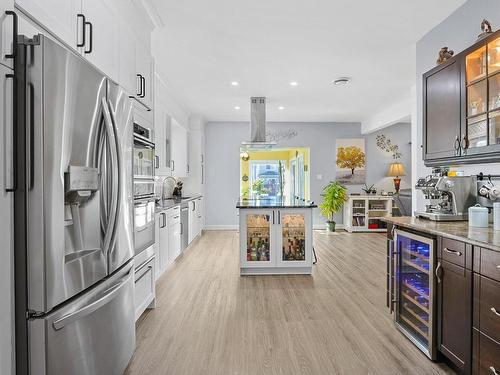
[
  {"left": 236, "top": 198, "right": 317, "bottom": 209},
  {"left": 382, "top": 216, "right": 500, "bottom": 252}
]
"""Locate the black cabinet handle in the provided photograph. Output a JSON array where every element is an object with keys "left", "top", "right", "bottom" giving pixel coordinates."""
[
  {"left": 136, "top": 74, "right": 142, "bottom": 97},
  {"left": 155, "top": 155, "right": 159, "bottom": 169},
  {"left": 5, "top": 73, "right": 16, "bottom": 192},
  {"left": 140, "top": 75, "right": 146, "bottom": 98},
  {"left": 84, "top": 20, "right": 93, "bottom": 54},
  {"left": 4, "top": 11, "right": 18, "bottom": 59},
  {"left": 76, "top": 13, "right": 86, "bottom": 48}
]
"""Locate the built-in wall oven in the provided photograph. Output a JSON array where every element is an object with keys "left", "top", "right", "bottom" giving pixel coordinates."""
[
  {"left": 388, "top": 228, "right": 437, "bottom": 359},
  {"left": 133, "top": 122, "right": 156, "bottom": 257}
]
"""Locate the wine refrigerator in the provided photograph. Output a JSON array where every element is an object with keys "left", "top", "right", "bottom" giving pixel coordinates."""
[{"left": 388, "top": 228, "right": 437, "bottom": 359}]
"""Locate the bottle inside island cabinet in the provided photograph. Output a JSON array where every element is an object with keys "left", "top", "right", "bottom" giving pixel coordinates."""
[
  {"left": 245, "top": 213, "right": 271, "bottom": 262},
  {"left": 239, "top": 208, "right": 313, "bottom": 274}
]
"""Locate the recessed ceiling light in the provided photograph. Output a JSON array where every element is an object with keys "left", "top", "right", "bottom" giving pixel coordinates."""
[
  {"left": 333, "top": 77, "right": 351, "bottom": 86},
  {"left": 278, "top": 106, "right": 285, "bottom": 110},
  {"left": 231, "top": 81, "right": 239, "bottom": 86},
  {"left": 289, "top": 81, "right": 298, "bottom": 86},
  {"left": 234, "top": 106, "right": 240, "bottom": 110}
]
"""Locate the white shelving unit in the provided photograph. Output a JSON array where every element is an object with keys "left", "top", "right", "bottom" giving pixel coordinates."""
[{"left": 343, "top": 195, "right": 393, "bottom": 233}]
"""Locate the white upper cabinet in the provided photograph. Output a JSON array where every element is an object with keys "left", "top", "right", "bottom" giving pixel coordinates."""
[
  {"left": 154, "top": 106, "right": 171, "bottom": 176},
  {"left": 15, "top": 0, "right": 80, "bottom": 50},
  {"left": 170, "top": 120, "right": 189, "bottom": 178},
  {"left": 0, "top": 0, "right": 14, "bottom": 69},
  {"left": 80, "top": 0, "right": 119, "bottom": 81},
  {"left": 14, "top": 0, "right": 154, "bottom": 97},
  {"left": 135, "top": 36, "right": 153, "bottom": 109},
  {"left": 117, "top": 18, "right": 136, "bottom": 96}
]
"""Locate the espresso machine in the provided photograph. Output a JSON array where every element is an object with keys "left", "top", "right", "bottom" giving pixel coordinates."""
[{"left": 415, "top": 168, "right": 477, "bottom": 221}]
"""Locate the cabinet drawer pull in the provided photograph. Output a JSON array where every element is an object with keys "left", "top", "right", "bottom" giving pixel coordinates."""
[
  {"left": 443, "top": 247, "right": 462, "bottom": 256},
  {"left": 491, "top": 307, "right": 500, "bottom": 317},
  {"left": 490, "top": 366, "right": 499, "bottom": 375}
]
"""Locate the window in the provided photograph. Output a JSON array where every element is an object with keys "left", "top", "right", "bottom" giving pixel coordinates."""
[{"left": 250, "top": 161, "right": 285, "bottom": 201}]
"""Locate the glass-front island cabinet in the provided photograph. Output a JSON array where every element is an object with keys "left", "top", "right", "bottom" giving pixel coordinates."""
[{"left": 237, "top": 200, "right": 316, "bottom": 275}]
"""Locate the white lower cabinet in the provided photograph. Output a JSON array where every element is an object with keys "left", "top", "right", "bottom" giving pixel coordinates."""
[
  {"left": 188, "top": 200, "right": 196, "bottom": 244},
  {"left": 239, "top": 208, "right": 313, "bottom": 275},
  {"left": 155, "top": 211, "right": 169, "bottom": 280},
  {"left": 168, "top": 207, "right": 181, "bottom": 263},
  {"left": 134, "top": 256, "right": 156, "bottom": 321},
  {"left": 196, "top": 197, "right": 204, "bottom": 235}
]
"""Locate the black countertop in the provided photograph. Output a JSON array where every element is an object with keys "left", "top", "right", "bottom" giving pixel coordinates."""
[
  {"left": 156, "top": 195, "right": 202, "bottom": 211},
  {"left": 236, "top": 198, "right": 317, "bottom": 209}
]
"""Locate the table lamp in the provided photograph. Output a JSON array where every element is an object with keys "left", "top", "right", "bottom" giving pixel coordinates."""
[{"left": 387, "top": 163, "right": 406, "bottom": 193}]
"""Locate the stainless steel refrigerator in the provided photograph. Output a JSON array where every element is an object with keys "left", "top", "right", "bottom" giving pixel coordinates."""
[{"left": 13, "top": 34, "right": 135, "bottom": 375}]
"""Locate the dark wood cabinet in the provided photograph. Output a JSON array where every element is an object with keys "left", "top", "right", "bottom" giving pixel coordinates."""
[
  {"left": 423, "top": 59, "right": 463, "bottom": 161},
  {"left": 423, "top": 28, "right": 500, "bottom": 166},
  {"left": 437, "top": 258, "right": 472, "bottom": 374}
]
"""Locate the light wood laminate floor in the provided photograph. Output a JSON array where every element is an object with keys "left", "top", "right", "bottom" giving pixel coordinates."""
[{"left": 125, "top": 230, "right": 455, "bottom": 375}]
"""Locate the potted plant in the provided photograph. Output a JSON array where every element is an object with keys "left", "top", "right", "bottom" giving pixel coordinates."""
[{"left": 320, "top": 181, "right": 348, "bottom": 232}]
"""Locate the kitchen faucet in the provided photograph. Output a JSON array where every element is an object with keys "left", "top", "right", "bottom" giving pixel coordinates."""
[{"left": 161, "top": 176, "right": 178, "bottom": 199}]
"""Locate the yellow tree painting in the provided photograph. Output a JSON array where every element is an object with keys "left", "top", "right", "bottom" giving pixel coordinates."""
[{"left": 335, "top": 138, "right": 366, "bottom": 185}]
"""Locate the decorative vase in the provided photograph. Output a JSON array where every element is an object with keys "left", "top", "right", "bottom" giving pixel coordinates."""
[{"left": 325, "top": 221, "right": 336, "bottom": 232}]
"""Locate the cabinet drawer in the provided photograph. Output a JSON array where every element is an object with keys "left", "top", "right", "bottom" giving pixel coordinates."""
[
  {"left": 134, "top": 258, "right": 155, "bottom": 321},
  {"left": 473, "top": 329, "right": 500, "bottom": 375},
  {"left": 474, "top": 275, "right": 500, "bottom": 343},
  {"left": 474, "top": 247, "right": 500, "bottom": 282},
  {"left": 440, "top": 237, "right": 469, "bottom": 268}
]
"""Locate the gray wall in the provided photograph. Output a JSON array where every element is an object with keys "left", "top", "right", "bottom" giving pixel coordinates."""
[
  {"left": 205, "top": 121, "right": 412, "bottom": 228},
  {"left": 366, "top": 122, "right": 412, "bottom": 193},
  {"left": 415, "top": 0, "right": 500, "bottom": 211}
]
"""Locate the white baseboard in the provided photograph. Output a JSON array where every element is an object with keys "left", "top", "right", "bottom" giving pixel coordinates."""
[
  {"left": 313, "top": 223, "right": 345, "bottom": 230},
  {"left": 204, "top": 225, "right": 239, "bottom": 231}
]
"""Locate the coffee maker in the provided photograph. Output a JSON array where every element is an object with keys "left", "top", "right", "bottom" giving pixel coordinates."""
[{"left": 415, "top": 168, "right": 477, "bottom": 221}]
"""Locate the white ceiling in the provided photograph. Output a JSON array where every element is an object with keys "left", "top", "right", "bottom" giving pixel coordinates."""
[{"left": 149, "top": 0, "right": 465, "bottom": 123}]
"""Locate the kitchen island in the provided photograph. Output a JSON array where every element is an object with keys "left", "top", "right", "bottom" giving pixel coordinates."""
[{"left": 236, "top": 199, "right": 317, "bottom": 275}]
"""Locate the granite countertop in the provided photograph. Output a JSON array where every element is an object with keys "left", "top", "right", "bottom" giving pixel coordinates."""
[
  {"left": 156, "top": 195, "right": 202, "bottom": 212},
  {"left": 382, "top": 216, "right": 500, "bottom": 252},
  {"left": 236, "top": 198, "right": 317, "bottom": 209}
]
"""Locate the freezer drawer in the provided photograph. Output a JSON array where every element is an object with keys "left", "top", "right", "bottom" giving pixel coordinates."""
[{"left": 28, "top": 262, "right": 135, "bottom": 375}]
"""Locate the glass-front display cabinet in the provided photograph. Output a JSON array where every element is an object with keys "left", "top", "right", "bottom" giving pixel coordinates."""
[
  {"left": 239, "top": 208, "right": 313, "bottom": 274},
  {"left": 465, "top": 36, "right": 500, "bottom": 152},
  {"left": 276, "top": 210, "right": 312, "bottom": 267},
  {"left": 240, "top": 210, "right": 274, "bottom": 268}
]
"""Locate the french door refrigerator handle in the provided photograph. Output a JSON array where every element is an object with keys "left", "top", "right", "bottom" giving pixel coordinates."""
[
  {"left": 106, "top": 98, "right": 123, "bottom": 256},
  {"left": 52, "top": 267, "right": 133, "bottom": 330},
  {"left": 5, "top": 73, "right": 16, "bottom": 192},
  {"left": 4, "top": 11, "right": 18, "bottom": 59},
  {"left": 101, "top": 98, "right": 119, "bottom": 257},
  {"left": 27, "top": 82, "right": 35, "bottom": 190}
]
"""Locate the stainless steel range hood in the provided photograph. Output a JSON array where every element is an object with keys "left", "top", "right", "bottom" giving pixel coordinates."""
[{"left": 241, "top": 97, "right": 276, "bottom": 149}]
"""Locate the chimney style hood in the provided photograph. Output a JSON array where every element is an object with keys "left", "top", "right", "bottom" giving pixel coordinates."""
[{"left": 241, "top": 97, "right": 276, "bottom": 149}]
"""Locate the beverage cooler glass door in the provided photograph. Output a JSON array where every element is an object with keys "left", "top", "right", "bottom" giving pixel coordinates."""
[
  {"left": 394, "top": 229, "right": 436, "bottom": 359},
  {"left": 240, "top": 210, "right": 274, "bottom": 268},
  {"left": 276, "top": 210, "right": 312, "bottom": 267}
]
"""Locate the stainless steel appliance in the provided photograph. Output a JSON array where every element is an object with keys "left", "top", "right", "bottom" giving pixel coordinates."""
[
  {"left": 388, "top": 228, "right": 437, "bottom": 359},
  {"left": 132, "top": 116, "right": 156, "bottom": 259},
  {"left": 181, "top": 202, "right": 189, "bottom": 252},
  {"left": 134, "top": 198, "right": 156, "bottom": 257},
  {"left": 415, "top": 169, "right": 477, "bottom": 221},
  {"left": 13, "top": 34, "right": 135, "bottom": 375}
]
